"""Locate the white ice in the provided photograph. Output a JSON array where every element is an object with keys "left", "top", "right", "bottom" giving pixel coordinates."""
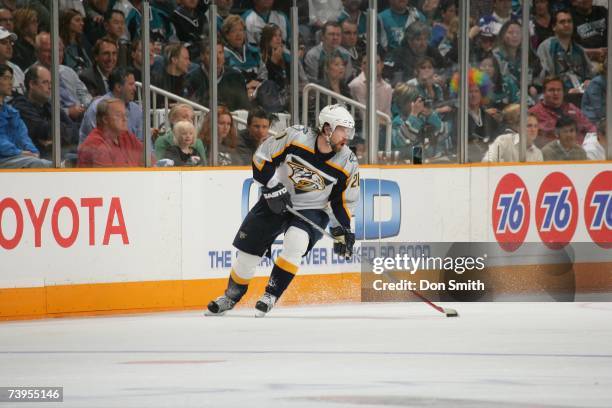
[{"left": 0, "top": 302, "right": 611, "bottom": 408}]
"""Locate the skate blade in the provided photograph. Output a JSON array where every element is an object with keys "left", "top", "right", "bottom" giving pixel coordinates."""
[
  {"left": 204, "top": 310, "right": 227, "bottom": 317},
  {"left": 254, "top": 309, "right": 267, "bottom": 318}
]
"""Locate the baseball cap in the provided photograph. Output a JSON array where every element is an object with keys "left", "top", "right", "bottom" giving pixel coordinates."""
[
  {"left": 0, "top": 26, "right": 17, "bottom": 42},
  {"left": 479, "top": 22, "right": 496, "bottom": 38}
]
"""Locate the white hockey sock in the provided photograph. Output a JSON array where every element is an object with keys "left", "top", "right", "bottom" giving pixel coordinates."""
[
  {"left": 276, "top": 227, "right": 309, "bottom": 272},
  {"left": 230, "top": 250, "right": 261, "bottom": 285}
]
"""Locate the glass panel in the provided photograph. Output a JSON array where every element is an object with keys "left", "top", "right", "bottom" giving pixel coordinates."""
[
  {"left": 380, "top": 0, "right": 459, "bottom": 165},
  {"left": 145, "top": 0, "right": 204, "bottom": 168},
  {"left": 463, "top": 0, "right": 516, "bottom": 163},
  {"left": 530, "top": 1, "right": 604, "bottom": 162},
  {"left": 295, "top": 0, "right": 363, "bottom": 158},
  {"left": 0, "top": 4, "right": 54, "bottom": 169},
  {"left": 39, "top": 2, "right": 146, "bottom": 168}
]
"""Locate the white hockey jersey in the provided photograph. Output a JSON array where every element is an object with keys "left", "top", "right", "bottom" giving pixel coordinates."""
[{"left": 252, "top": 125, "right": 359, "bottom": 229}]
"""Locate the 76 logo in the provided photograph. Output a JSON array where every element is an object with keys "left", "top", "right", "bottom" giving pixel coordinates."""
[
  {"left": 492, "top": 174, "right": 530, "bottom": 251},
  {"left": 589, "top": 191, "right": 612, "bottom": 230},
  {"left": 496, "top": 189, "right": 525, "bottom": 233},
  {"left": 540, "top": 187, "right": 573, "bottom": 232},
  {"left": 535, "top": 172, "right": 578, "bottom": 249}
]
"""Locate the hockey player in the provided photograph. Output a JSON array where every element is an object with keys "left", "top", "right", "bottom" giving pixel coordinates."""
[{"left": 206, "top": 104, "right": 359, "bottom": 317}]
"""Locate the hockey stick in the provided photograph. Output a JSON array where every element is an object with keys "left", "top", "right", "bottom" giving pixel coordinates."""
[
  {"left": 285, "top": 206, "right": 459, "bottom": 317},
  {"left": 385, "top": 272, "right": 459, "bottom": 317}
]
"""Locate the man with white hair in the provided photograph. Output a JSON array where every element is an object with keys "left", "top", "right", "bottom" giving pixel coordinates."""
[{"left": 206, "top": 104, "right": 359, "bottom": 317}]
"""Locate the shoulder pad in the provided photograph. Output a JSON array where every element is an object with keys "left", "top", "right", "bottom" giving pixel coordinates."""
[
  {"left": 328, "top": 146, "right": 359, "bottom": 177},
  {"left": 279, "top": 125, "right": 316, "bottom": 144}
]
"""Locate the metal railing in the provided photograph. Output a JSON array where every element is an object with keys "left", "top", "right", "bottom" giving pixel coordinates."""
[
  {"left": 135, "top": 81, "right": 277, "bottom": 137},
  {"left": 301, "top": 83, "right": 393, "bottom": 154}
]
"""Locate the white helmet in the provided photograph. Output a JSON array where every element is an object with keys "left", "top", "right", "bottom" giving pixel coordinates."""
[{"left": 318, "top": 104, "right": 355, "bottom": 140}]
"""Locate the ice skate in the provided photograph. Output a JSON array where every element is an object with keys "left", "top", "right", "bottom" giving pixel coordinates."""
[
  {"left": 254, "top": 292, "right": 277, "bottom": 317},
  {"left": 205, "top": 295, "right": 236, "bottom": 316}
]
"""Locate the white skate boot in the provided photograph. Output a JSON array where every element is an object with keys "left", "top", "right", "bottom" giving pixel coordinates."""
[
  {"left": 255, "top": 292, "right": 277, "bottom": 317},
  {"left": 206, "top": 295, "right": 236, "bottom": 316}
]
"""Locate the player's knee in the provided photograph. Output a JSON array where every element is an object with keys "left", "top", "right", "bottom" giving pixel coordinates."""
[
  {"left": 278, "top": 227, "right": 309, "bottom": 268},
  {"left": 232, "top": 250, "right": 261, "bottom": 281}
]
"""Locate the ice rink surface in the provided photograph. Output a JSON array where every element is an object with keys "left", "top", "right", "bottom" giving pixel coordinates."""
[{"left": 1, "top": 302, "right": 611, "bottom": 408}]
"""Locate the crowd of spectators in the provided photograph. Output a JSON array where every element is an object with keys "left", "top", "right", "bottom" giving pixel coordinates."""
[{"left": 0, "top": 0, "right": 609, "bottom": 168}]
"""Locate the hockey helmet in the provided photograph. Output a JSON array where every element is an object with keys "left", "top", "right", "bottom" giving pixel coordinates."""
[{"left": 318, "top": 104, "right": 355, "bottom": 140}]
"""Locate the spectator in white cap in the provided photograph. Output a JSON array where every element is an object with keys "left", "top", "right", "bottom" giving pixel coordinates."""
[
  {"left": 470, "top": 20, "right": 497, "bottom": 62},
  {"left": 0, "top": 26, "right": 24, "bottom": 96}
]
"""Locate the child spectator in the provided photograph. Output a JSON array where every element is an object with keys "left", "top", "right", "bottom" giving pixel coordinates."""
[
  {"left": 161, "top": 120, "right": 204, "bottom": 166},
  {"left": 154, "top": 103, "right": 206, "bottom": 161}
]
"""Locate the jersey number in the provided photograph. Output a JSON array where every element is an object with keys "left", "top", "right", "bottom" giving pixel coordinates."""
[{"left": 350, "top": 173, "right": 360, "bottom": 188}]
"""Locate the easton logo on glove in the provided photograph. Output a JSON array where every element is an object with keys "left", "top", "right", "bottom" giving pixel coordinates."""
[{"left": 262, "top": 183, "right": 292, "bottom": 214}]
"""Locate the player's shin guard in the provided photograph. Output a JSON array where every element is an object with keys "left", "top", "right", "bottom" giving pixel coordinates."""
[
  {"left": 257, "top": 227, "right": 308, "bottom": 316},
  {"left": 207, "top": 251, "right": 260, "bottom": 315},
  {"left": 225, "top": 250, "right": 261, "bottom": 302},
  {"left": 265, "top": 258, "right": 299, "bottom": 298}
]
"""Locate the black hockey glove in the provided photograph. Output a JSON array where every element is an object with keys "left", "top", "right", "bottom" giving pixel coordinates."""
[
  {"left": 262, "top": 183, "right": 292, "bottom": 214},
  {"left": 330, "top": 226, "right": 355, "bottom": 259}
]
